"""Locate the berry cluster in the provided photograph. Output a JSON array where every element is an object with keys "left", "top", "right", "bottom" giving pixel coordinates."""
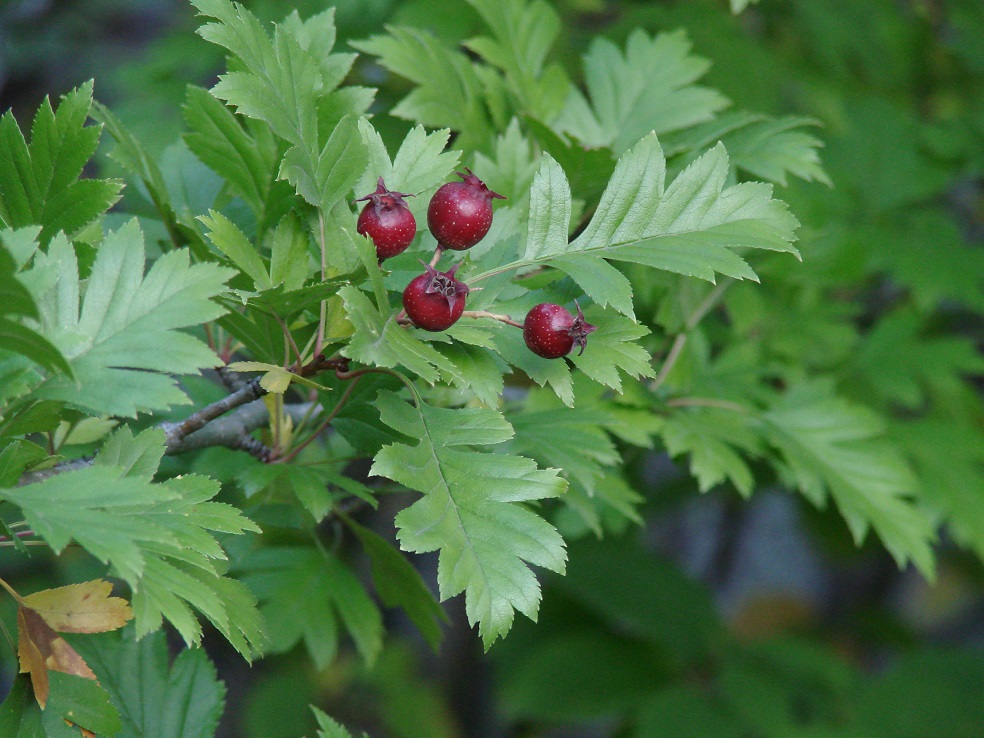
[{"left": 355, "top": 169, "right": 597, "bottom": 359}]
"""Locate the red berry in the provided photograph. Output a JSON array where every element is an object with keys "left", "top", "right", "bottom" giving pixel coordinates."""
[
  {"left": 355, "top": 177, "right": 416, "bottom": 260},
  {"left": 427, "top": 168, "right": 505, "bottom": 251},
  {"left": 523, "top": 302, "right": 597, "bottom": 359},
  {"left": 402, "top": 262, "right": 469, "bottom": 332}
]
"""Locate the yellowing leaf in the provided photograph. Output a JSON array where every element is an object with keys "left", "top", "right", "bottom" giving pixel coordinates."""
[
  {"left": 227, "top": 360, "right": 330, "bottom": 393},
  {"left": 17, "top": 605, "right": 97, "bottom": 708},
  {"left": 22, "top": 580, "right": 133, "bottom": 634}
]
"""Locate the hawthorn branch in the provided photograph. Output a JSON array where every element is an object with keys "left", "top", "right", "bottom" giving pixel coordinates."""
[
  {"left": 159, "top": 377, "right": 267, "bottom": 448},
  {"left": 17, "top": 355, "right": 354, "bottom": 485}
]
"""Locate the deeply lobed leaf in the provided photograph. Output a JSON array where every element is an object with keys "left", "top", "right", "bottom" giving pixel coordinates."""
[{"left": 370, "top": 391, "right": 567, "bottom": 647}]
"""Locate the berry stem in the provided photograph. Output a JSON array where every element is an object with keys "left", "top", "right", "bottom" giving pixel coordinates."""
[
  {"left": 428, "top": 244, "right": 445, "bottom": 268},
  {"left": 462, "top": 310, "right": 523, "bottom": 329}
]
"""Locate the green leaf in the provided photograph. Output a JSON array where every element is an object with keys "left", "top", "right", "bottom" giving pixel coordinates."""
[
  {"left": 660, "top": 407, "right": 760, "bottom": 496},
  {"left": 663, "top": 111, "right": 831, "bottom": 186},
  {"left": 89, "top": 102, "right": 186, "bottom": 251},
  {"left": 523, "top": 153, "right": 571, "bottom": 261},
  {"left": 45, "top": 671, "right": 122, "bottom": 736},
  {"left": 345, "top": 516, "right": 447, "bottom": 649},
  {"left": 193, "top": 0, "right": 318, "bottom": 150},
  {"left": 339, "top": 286, "right": 457, "bottom": 384},
  {"left": 312, "top": 707, "right": 368, "bottom": 738},
  {"left": 1, "top": 464, "right": 182, "bottom": 584},
  {"left": 0, "top": 318, "right": 72, "bottom": 377},
  {"left": 0, "top": 81, "right": 121, "bottom": 242},
  {"left": 895, "top": 417, "right": 984, "bottom": 561},
  {"left": 0, "top": 676, "right": 46, "bottom": 738},
  {"left": 199, "top": 210, "right": 273, "bottom": 290},
  {"left": 239, "top": 545, "right": 383, "bottom": 668},
  {"left": 183, "top": 84, "right": 273, "bottom": 216},
  {"left": 509, "top": 406, "right": 620, "bottom": 494},
  {"left": 3, "top": 427, "right": 262, "bottom": 656},
  {"left": 473, "top": 136, "right": 799, "bottom": 300},
  {"left": 371, "top": 391, "right": 567, "bottom": 647},
  {"left": 847, "top": 309, "right": 984, "bottom": 410},
  {"left": 555, "top": 30, "right": 729, "bottom": 154},
  {"left": 74, "top": 628, "right": 226, "bottom": 738},
  {"left": 268, "top": 212, "right": 311, "bottom": 291},
  {"left": 355, "top": 121, "right": 461, "bottom": 206},
  {"left": 352, "top": 28, "right": 494, "bottom": 149},
  {"left": 463, "top": 0, "right": 569, "bottom": 119},
  {"left": 762, "top": 381, "right": 936, "bottom": 576},
  {"left": 25, "top": 222, "right": 234, "bottom": 416},
  {"left": 569, "top": 307, "right": 655, "bottom": 392},
  {"left": 281, "top": 114, "right": 368, "bottom": 213}
]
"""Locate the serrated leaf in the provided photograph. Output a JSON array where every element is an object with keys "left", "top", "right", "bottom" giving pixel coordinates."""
[
  {"left": 509, "top": 406, "right": 619, "bottom": 493},
  {"left": 194, "top": 0, "right": 318, "bottom": 150},
  {"left": 239, "top": 545, "right": 383, "bottom": 668},
  {"left": 1, "top": 465, "right": 181, "bottom": 584},
  {"left": 371, "top": 391, "right": 567, "bottom": 647},
  {"left": 5, "top": 428, "right": 262, "bottom": 657},
  {"left": 524, "top": 153, "right": 571, "bottom": 261},
  {"left": 463, "top": 0, "right": 569, "bottom": 119},
  {"left": 660, "top": 407, "right": 760, "bottom": 496},
  {"left": 472, "top": 136, "right": 799, "bottom": 301},
  {"left": 356, "top": 121, "right": 461, "bottom": 206},
  {"left": 281, "top": 114, "right": 367, "bottom": 213},
  {"left": 183, "top": 84, "right": 272, "bottom": 216},
  {"left": 555, "top": 29, "right": 729, "bottom": 154},
  {"left": 24, "top": 222, "right": 233, "bottom": 416},
  {"left": 352, "top": 28, "right": 494, "bottom": 149},
  {"left": 268, "top": 212, "right": 310, "bottom": 291},
  {"left": 95, "top": 426, "right": 166, "bottom": 479},
  {"left": 762, "top": 381, "right": 936, "bottom": 576},
  {"left": 664, "top": 111, "right": 831, "bottom": 186},
  {"left": 199, "top": 210, "right": 273, "bottom": 290},
  {"left": 73, "top": 628, "right": 226, "bottom": 738},
  {"left": 0, "top": 82, "right": 121, "bottom": 242},
  {"left": 339, "top": 286, "right": 457, "bottom": 384},
  {"left": 569, "top": 307, "right": 655, "bottom": 393},
  {"left": 435, "top": 341, "right": 505, "bottom": 407},
  {"left": 0, "top": 240, "right": 71, "bottom": 376},
  {"left": 312, "top": 707, "right": 367, "bottom": 738}
]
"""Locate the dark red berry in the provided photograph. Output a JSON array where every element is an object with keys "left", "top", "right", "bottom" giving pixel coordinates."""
[
  {"left": 523, "top": 301, "right": 597, "bottom": 359},
  {"left": 402, "top": 262, "right": 470, "bottom": 331},
  {"left": 355, "top": 177, "right": 416, "bottom": 260},
  {"left": 427, "top": 168, "right": 505, "bottom": 251}
]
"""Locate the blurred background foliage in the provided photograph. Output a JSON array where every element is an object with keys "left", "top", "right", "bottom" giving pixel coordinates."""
[{"left": 2, "top": 0, "right": 983, "bottom": 736}]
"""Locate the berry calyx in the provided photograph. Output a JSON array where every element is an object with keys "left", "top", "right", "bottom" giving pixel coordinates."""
[
  {"left": 355, "top": 177, "right": 416, "bottom": 261},
  {"left": 523, "top": 301, "right": 597, "bottom": 359},
  {"left": 402, "top": 262, "right": 470, "bottom": 332},
  {"left": 427, "top": 168, "right": 505, "bottom": 251}
]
